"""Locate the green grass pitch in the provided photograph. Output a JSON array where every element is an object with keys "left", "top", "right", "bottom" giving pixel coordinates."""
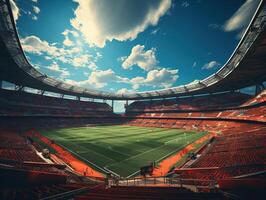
[{"left": 39, "top": 125, "right": 207, "bottom": 177}]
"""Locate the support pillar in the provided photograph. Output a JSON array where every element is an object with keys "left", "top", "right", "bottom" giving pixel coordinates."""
[
  {"left": 112, "top": 100, "right": 114, "bottom": 112},
  {"left": 38, "top": 90, "right": 45, "bottom": 95},
  {"left": 149, "top": 99, "right": 153, "bottom": 109},
  {"left": 15, "top": 85, "right": 24, "bottom": 91}
]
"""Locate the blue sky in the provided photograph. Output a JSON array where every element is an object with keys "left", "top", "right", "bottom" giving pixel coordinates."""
[{"left": 11, "top": 0, "right": 260, "bottom": 97}]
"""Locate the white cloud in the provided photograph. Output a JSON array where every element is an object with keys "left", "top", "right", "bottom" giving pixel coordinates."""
[
  {"left": 120, "top": 44, "right": 179, "bottom": 89},
  {"left": 62, "top": 29, "right": 79, "bottom": 38},
  {"left": 181, "top": 1, "right": 190, "bottom": 8},
  {"left": 71, "top": 0, "right": 172, "bottom": 47},
  {"left": 21, "top": 35, "right": 61, "bottom": 56},
  {"left": 21, "top": 35, "right": 53, "bottom": 55},
  {"left": 117, "top": 88, "right": 135, "bottom": 95},
  {"left": 66, "top": 67, "right": 178, "bottom": 91},
  {"left": 32, "top": 0, "right": 38, "bottom": 2},
  {"left": 88, "top": 69, "right": 128, "bottom": 88},
  {"left": 223, "top": 0, "right": 260, "bottom": 39},
  {"left": 117, "top": 56, "right": 127, "bottom": 63},
  {"left": 47, "top": 62, "right": 61, "bottom": 71},
  {"left": 47, "top": 62, "right": 70, "bottom": 78},
  {"left": 44, "top": 56, "right": 52, "bottom": 60},
  {"left": 21, "top": 36, "right": 178, "bottom": 91},
  {"left": 144, "top": 68, "right": 179, "bottom": 88},
  {"left": 130, "top": 77, "right": 144, "bottom": 90},
  {"left": 32, "top": 15, "right": 38, "bottom": 20},
  {"left": 96, "top": 52, "right": 102, "bottom": 58},
  {"left": 151, "top": 28, "right": 160, "bottom": 35},
  {"left": 66, "top": 69, "right": 129, "bottom": 89},
  {"left": 208, "top": 23, "right": 220, "bottom": 30},
  {"left": 62, "top": 29, "right": 79, "bottom": 46},
  {"left": 202, "top": 60, "right": 221, "bottom": 70},
  {"left": 17, "top": 3, "right": 40, "bottom": 21},
  {"left": 21, "top": 35, "right": 96, "bottom": 68},
  {"left": 63, "top": 37, "right": 74, "bottom": 46},
  {"left": 192, "top": 61, "right": 197, "bottom": 67},
  {"left": 67, "top": 47, "right": 82, "bottom": 54},
  {"left": 122, "top": 45, "right": 158, "bottom": 71},
  {"left": 88, "top": 62, "right": 97, "bottom": 70},
  {"left": 72, "top": 54, "right": 91, "bottom": 67},
  {"left": 10, "top": 0, "right": 20, "bottom": 22},
  {"left": 64, "top": 79, "right": 81, "bottom": 87},
  {"left": 131, "top": 68, "right": 179, "bottom": 89},
  {"left": 33, "top": 6, "right": 40, "bottom": 14}
]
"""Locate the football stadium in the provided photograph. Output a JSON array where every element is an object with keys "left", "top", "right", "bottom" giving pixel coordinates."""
[{"left": 0, "top": 0, "right": 266, "bottom": 199}]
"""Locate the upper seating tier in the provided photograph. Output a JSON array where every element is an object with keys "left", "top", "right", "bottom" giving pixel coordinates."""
[
  {"left": 126, "top": 91, "right": 263, "bottom": 112},
  {"left": 0, "top": 89, "right": 114, "bottom": 117}
]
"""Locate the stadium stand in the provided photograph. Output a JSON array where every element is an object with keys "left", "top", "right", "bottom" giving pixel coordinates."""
[
  {"left": 0, "top": 89, "right": 114, "bottom": 117},
  {"left": 175, "top": 124, "right": 266, "bottom": 180},
  {"left": 0, "top": 130, "right": 44, "bottom": 163},
  {"left": 126, "top": 92, "right": 253, "bottom": 112},
  {"left": 122, "top": 91, "right": 266, "bottom": 194},
  {"left": 74, "top": 186, "right": 226, "bottom": 200},
  {"left": 125, "top": 90, "right": 266, "bottom": 123},
  {"left": 0, "top": 129, "right": 106, "bottom": 200}
]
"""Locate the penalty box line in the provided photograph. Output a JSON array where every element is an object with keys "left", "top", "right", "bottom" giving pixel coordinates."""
[
  {"left": 126, "top": 143, "right": 188, "bottom": 179},
  {"left": 60, "top": 141, "right": 121, "bottom": 177},
  {"left": 124, "top": 133, "right": 204, "bottom": 178},
  {"left": 106, "top": 133, "right": 192, "bottom": 169},
  {"left": 105, "top": 134, "right": 192, "bottom": 178}
]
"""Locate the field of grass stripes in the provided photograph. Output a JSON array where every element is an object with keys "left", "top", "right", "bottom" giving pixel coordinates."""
[{"left": 40, "top": 125, "right": 207, "bottom": 177}]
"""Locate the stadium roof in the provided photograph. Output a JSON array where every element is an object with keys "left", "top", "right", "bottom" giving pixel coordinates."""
[{"left": 0, "top": 0, "right": 266, "bottom": 100}]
